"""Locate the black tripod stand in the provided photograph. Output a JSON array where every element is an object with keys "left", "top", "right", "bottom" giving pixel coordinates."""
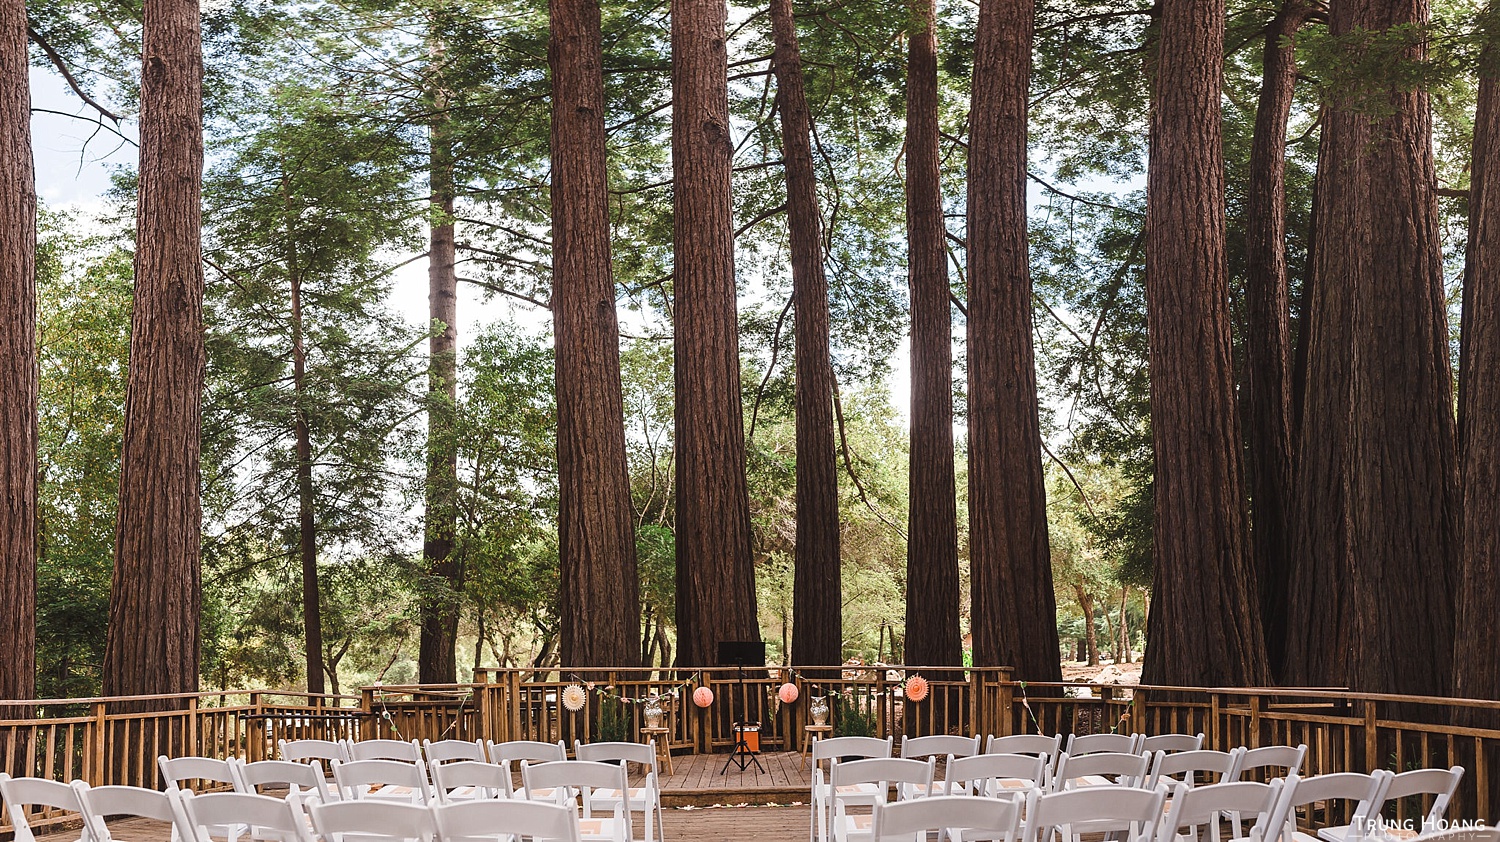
[{"left": 716, "top": 641, "right": 766, "bottom": 774}]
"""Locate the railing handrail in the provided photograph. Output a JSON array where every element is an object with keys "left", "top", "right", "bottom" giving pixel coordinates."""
[
  {"left": 0, "top": 688, "right": 363, "bottom": 707},
  {"left": 1015, "top": 680, "right": 1500, "bottom": 711}
]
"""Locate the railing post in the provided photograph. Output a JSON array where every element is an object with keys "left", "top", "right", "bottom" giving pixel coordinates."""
[
  {"left": 361, "top": 687, "right": 377, "bottom": 741},
  {"left": 1210, "top": 692, "right": 1223, "bottom": 751},
  {"left": 1363, "top": 699, "right": 1379, "bottom": 772},
  {"left": 187, "top": 696, "right": 199, "bottom": 758},
  {"left": 1249, "top": 693, "right": 1262, "bottom": 750},
  {"left": 89, "top": 701, "right": 107, "bottom": 785},
  {"left": 997, "top": 669, "right": 1015, "bottom": 737},
  {"left": 249, "top": 693, "right": 264, "bottom": 761}
]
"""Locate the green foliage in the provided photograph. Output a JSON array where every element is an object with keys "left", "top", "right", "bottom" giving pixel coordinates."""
[
  {"left": 833, "top": 694, "right": 878, "bottom": 737},
  {"left": 595, "top": 696, "right": 629, "bottom": 743}
]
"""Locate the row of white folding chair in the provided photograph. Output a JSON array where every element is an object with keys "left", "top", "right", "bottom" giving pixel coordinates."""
[
  {"left": 177, "top": 788, "right": 591, "bottom": 842},
  {"left": 828, "top": 758, "right": 937, "bottom": 842},
  {"left": 572, "top": 742, "right": 665, "bottom": 842},
  {"left": 810, "top": 737, "right": 895, "bottom": 842},
  {"left": 872, "top": 777, "right": 1279, "bottom": 842}
]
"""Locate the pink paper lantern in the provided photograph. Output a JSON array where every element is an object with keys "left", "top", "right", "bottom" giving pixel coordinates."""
[
  {"left": 905, "top": 675, "right": 929, "bottom": 703},
  {"left": 778, "top": 682, "right": 799, "bottom": 704},
  {"left": 692, "top": 685, "right": 714, "bottom": 708}
]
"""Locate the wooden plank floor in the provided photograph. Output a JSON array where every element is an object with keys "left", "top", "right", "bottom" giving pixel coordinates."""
[{"left": 659, "top": 750, "right": 810, "bottom": 801}]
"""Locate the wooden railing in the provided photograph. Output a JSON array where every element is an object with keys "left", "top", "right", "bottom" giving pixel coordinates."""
[{"left": 7, "top": 672, "right": 1500, "bottom": 832}]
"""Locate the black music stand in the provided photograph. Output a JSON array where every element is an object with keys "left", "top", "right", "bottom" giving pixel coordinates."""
[{"left": 717, "top": 640, "right": 766, "bottom": 774}]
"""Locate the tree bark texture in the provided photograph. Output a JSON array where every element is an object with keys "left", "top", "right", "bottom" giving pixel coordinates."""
[
  {"left": 1287, "top": 0, "right": 1458, "bottom": 695},
  {"left": 770, "top": 0, "right": 841, "bottom": 670},
  {"left": 902, "top": 0, "right": 961, "bottom": 670},
  {"left": 1141, "top": 0, "right": 1270, "bottom": 686},
  {"left": 672, "top": 0, "right": 760, "bottom": 668},
  {"left": 1243, "top": 0, "right": 1311, "bottom": 681},
  {"left": 551, "top": 0, "right": 642, "bottom": 668},
  {"left": 103, "top": 0, "right": 204, "bottom": 705},
  {"left": 0, "top": 0, "right": 36, "bottom": 711},
  {"left": 1455, "top": 66, "right": 1500, "bottom": 702},
  {"left": 419, "top": 74, "right": 462, "bottom": 684},
  {"left": 965, "top": 0, "right": 1061, "bottom": 682}
]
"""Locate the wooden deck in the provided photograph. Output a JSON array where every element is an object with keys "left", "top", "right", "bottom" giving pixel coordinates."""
[{"left": 658, "top": 750, "right": 811, "bottom": 806}]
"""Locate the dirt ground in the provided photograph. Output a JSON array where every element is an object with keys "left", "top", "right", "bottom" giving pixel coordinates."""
[{"left": 1059, "top": 659, "right": 1144, "bottom": 685}]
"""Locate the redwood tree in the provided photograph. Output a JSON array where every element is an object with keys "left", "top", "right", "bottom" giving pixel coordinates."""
[
  {"left": 1286, "top": 0, "right": 1458, "bottom": 695},
  {"left": 0, "top": 0, "right": 36, "bottom": 709},
  {"left": 672, "top": 0, "right": 760, "bottom": 668},
  {"left": 103, "top": 0, "right": 205, "bottom": 703},
  {"left": 1455, "top": 40, "right": 1500, "bottom": 702},
  {"left": 903, "top": 0, "right": 960, "bottom": 670},
  {"left": 770, "top": 0, "right": 841, "bottom": 669},
  {"left": 418, "top": 75, "right": 462, "bottom": 685},
  {"left": 1243, "top": 0, "right": 1312, "bottom": 680},
  {"left": 1141, "top": 0, "right": 1269, "bottom": 686},
  {"left": 552, "top": 0, "right": 642, "bottom": 668},
  {"left": 965, "top": 0, "right": 1060, "bottom": 681}
]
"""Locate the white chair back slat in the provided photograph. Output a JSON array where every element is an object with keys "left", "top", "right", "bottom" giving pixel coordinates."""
[
  {"left": 1022, "top": 784, "right": 1169, "bottom": 842},
  {"left": 1229, "top": 745, "right": 1307, "bottom": 782},
  {"left": 1159, "top": 780, "right": 1282, "bottom": 842},
  {"left": 871, "top": 793, "right": 1023, "bottom": 842},
  {"left": 484, "top": 741, "right": 566, "bottom": 766},
  {"left": 1137, "top": 734, "right": 1205, "bottom": 755},
  {"left": 346, "top": 741, "right": 423, "bottom": 764},
  {"left": 1064, "top": 733, "right": 1141, "bottom": 757},
  {"left": 280, "top": 741, "right": 350, "bottom": 764},
  {"left": 1052, "top": 751, "right": 1152, "bottom": 790},
  {"left": 1277, "top": 770, "right": 1390, "bottom": 842},
  {"left": 74, "top": 783, "right": 179, "bottom": 842},
  {"left": 330, "top": 760, "right": 430, "bottom": 804},
  {"left": 422, "top": 741, "right": 486, "bottom": 766},
  {"left": 308, "top": 799, "right": 438, "bottom": 842},
  {"left": 233, "top": 759, "right": 336, "bottom": 801},
  {"left": 432, "top": 800, "right": 582, "bottom": 842},
  {"left": 900, "top": 735, "right": 981, "bottom": 760},
  {"left": 1146, "top": 748, "right": 1241, "bottom": 790},
  {"left": 158, "top": 756, "right": 241, "bottom": 792},
  {"left": 1378, "top": 767, "right": 1465, "bottom": 834},
  {"left": 943, "top": 753, "right": 1046, "bottom": 797}
]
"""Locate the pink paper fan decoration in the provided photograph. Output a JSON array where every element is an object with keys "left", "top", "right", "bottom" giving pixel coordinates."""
[
  {"left": 692, "top": 686, "right": 715, "bottom": 708},
  {"left": 778, "top": 682, "right": 799, "bottom": 704},
  {"left": 904, "top": 675, "right": 929, "bottom": 703}
]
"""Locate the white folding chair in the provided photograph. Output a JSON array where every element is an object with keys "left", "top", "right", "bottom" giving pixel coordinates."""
[
  {"left": 986, "top": 735, "right": 1063, "bottom": 762},
  {"left": 1357, "top": 767, "right": 1464, "bottom": 840},
  {"left": 485, "top": 741, "right": 567, "bottom": 798},
  {"left": 943, "top": 753, "right": 1046, "bottom": 798},
  {"left": 74, "top": 783, "right": 182, "bottom": 842},
  {"left": 573, "top": 741, "right": 664, "bottom": 842},
  {"left": 1138, "top": 734, "right": 1205, "bottom": 755},
  {"left": 1064, "top": 733, "right": 1142, "bottom": 757},
  {"left": 520, "top": 760, "right": 630, "bottom": 842},
  {"left": 308, "top": 799, "right": 437, "bottom": 842},
  {"left": 1228, "top": 745, "right": 1307, "bottom": 783},
  {"left": 232, "top": 759, "right": 339, "bottom": 803},
  {"left": 1275, "top": 770, "right": 1389, "bottom": 842},
  {"left": 330, "top": 760, "right": 430, "bottom": 804},
  {"left": 346, "top": 741, "right": 423, "bottom": 764},
  {"left": 1158, "top": 779, "right": 1282, "bottom": 842},
  {"left": 432, "top": 799, "right": 581, "bottom": 842},
  {"left": 172, "top": 790, "right": 314, "bottom": 842},
  {"left": 871, "top": 793, "right": 1023, "bottom": 842},
  {"left": 0, "top": 774, "right": 96, "bottom": 842},
  {"left": 280, "top": 741, "right": 350, "bottom": 765},
  {"left": 898, "top": 736, "right": 981, "bottom": 798},
  {"left": 429, "top": 761, "right": 510, "bottom": 805},
  {"left": 1146, "top": 749, "right": 1241, "bottom": 790},
  {"left": 1022, "top": 784, "right": 1169, "bottom": 842},
  {"left": 828, "top": 758, "right": 936, "bottom": 842},
  {"left": 811, "top": 737, "right": 895, "bottom": 842},
  {"left": 1052, "top": 751, "right": 1152, "bottom": 791},
  {"left": 423, "top": 741, "right": 486, "bottom": 765}
]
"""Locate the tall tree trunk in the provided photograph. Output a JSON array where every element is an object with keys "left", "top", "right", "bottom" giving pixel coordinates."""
[
  {"left": 1455, "top": 33, "right": 1500, "bottom": 704},
  {"left": 1075, "top": 585, "right": 1099, "bottom": 667},
  {"left": 0, "top": 0, "right": 36, "bottom": 714},
  {"left": 552, "top": 0, "right": 642, "bottom": 668},
  {"left": 966, "top": 0, "right": 1060, "bottom": 682},
  {"left": 103, "top": 0, "right": 205, "bottom": 707},
  {"left": 419, "top": 72, "right": 462, "bottom": 684},
  {"left": 672, "top": 0, "right": 760, "bottom": 668},
  {"left": 287, "top": 234, "right": 324, "bottom": 695},
  {"left": 902, "top": 0, "right": 960, "bottom": 670},
  {"left": 1141, "top": 0, "right": 1270, "bottom": 686},
  {"left": 1243, "top": 0, "right": 1312, "bottom": 681},
  {"left": 1288, "top": 0, "right": 1457, "bottom": 695},
  {"left": 770, "top": 0, "right": 841, "bottom": 670},
  {"left": 1119, "top": 585, "right": 1131, "bottom": 663}
]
